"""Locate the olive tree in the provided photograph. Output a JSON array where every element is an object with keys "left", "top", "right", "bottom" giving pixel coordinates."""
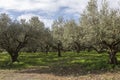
[
  {"left": 52, "top": 17, "right": 65, "bottom": 57},
  {"left": 63, "top": 19, "right": 83, "bottom": 53},
  {"left": 81, "top": 0, "right": 120, "bottom": 65},
  {"left": 42, "top": 28, "right": 53, "bottom": 54},
  {"left": 0, "top": 14, "right": 45, "bottom": 62},
  {"left": 23, "top": 16, "right": 45, "bottom": 53},
  {"left": 0, "top": 20, "right": 28, "bottom": 62},
  {"left": 80, "top": 0, "right": 100, "bottom": 51},
  {"left": 96, "top": 2, "right": 120, "bottom": 64}
]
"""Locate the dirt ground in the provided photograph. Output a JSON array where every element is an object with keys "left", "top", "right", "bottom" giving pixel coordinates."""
[{"left": 0, "top": 69, "right": 120, "bottom": 80}]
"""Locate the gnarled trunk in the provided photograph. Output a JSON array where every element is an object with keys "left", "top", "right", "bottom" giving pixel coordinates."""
[
  {"left": 57, "top": 42, "right": 61, "bottom": 57},
  {"left": 102, "top": 40, "right": 119, "bottom": 65},
  {"left": 108, "top": 51, "right": 118, "bottom": 65},
  {"left": 9, "top": 52, "right": 19, "bottom": 63},
  {"left": 74, "top": 42, "right": 80, "bottom": 53},
  {"left": 45, "top": 45, "right": 49, "bottom": 54}
]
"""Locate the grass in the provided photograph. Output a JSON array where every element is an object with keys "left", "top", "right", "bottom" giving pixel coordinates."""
[{"left": 0, "top": 51, "right": 120, "bottom": 76}]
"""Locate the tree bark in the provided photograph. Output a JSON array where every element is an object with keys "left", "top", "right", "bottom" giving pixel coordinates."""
[
  {"left": 108, "top": 51, "right": 118, "bottom": 65},
  {"left": 45, "top": 45, "right": 49, "bottom": 54},
  {"left": 76, "top": 45, "right": 80, "bottom": 53},
  {"left": 57, "top": 42, "right": 61, "bottom": 57},
  {"left": 74, "top": 42, "right": 80, "bottom": 53},
  {"left": 10, "top": 52, "right": 19, "bottom": 63},
  {"left": 102, "top": 40, "right": 119, "bottom": 65}
]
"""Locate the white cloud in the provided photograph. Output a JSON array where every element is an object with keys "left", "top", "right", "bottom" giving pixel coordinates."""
[
  {"left": 58, "top": 0, "right": 89, "bottom": 14},
  {"left": 107, "top": 0, "right": 120, "bottom": 9},
  {"left": 17, "top": 13, "right": 36, "bottom": 21},
  {"left": 0, "top": 0, "right": 58, "bottom": 12},
  {"left": 17, "top": 13, "right": 53, "bottom": 28},
  {"left": 0, "top": 0, "right": 119, "bottom": 14},
  {"left": 0, "top": 0, "right": 90, "bottom": 14},
  {"left": 0, "top": 0, "right": 120, "bottom": 28},
  {"left": 0, "top": 10, "right": 14, "bottom": 19}
]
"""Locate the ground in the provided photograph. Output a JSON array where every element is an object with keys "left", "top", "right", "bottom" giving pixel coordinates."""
[
  {"left": 0, "top": 51, "right": 120, "bottom": 80},
  {"left": 0, "top": 70, "right": 120, "bottom": 80}
]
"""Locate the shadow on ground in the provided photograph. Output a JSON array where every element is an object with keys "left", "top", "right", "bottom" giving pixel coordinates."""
[{"left": 1, "top": 52, "right": 120, "bottom": 76}]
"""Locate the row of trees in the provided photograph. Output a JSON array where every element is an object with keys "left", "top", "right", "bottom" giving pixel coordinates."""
[
  {"left": 0, "top": 0, "right": 120, "bottom": 65},
  {"left": 52, "top": 0, "right": 120, "bottom": 65}
]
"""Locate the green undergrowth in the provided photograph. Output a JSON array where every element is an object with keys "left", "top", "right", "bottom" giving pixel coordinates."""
[{"left": 0, "top": 51, "right": 120, "bottom": 75}]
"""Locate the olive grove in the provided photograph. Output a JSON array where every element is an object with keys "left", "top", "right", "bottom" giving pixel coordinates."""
[{"left": 0, "top": 0, "right": 120, "bottom": 65}]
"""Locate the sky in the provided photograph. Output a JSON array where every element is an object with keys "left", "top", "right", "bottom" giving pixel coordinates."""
[{"left": 0, "top": 0, "right": 119, "bottom": 28}]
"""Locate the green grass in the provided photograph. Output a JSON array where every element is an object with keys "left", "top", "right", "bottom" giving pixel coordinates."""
[{"left": 0, "top": 51, "right": 120, "bottom": 75}]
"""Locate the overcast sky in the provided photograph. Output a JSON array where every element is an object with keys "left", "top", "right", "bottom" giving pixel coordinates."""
[{"left": 0, "top": 0, "right": 119, "bottom": 28}]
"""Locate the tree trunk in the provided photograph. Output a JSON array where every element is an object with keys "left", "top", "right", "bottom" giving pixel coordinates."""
[
  {"left": 45, "top": 45, "right": 49, "bottom": 54},
  {"left": 76, "top": 48, "right": 80, "bottom": 53},
  {"left": 76, "top": 44, "right": 80, "bottom": 53},
  {"left": 11, "top": 52, "right": 19, "bottom": 63},
  {"left": 57, "top": 43, "right": 61, "bottom": 57},
  {"left": 45, "top": 50, "right": 48, "bottom": 54},
  {"left": 74, "top": 42, "right": 80, "bottom": 53},
  {"left": 108, "top": 51, "right": 118, "bottom": 65},
  {"left": 102, "top": 40, "right": 119, "bottom": 65}
]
